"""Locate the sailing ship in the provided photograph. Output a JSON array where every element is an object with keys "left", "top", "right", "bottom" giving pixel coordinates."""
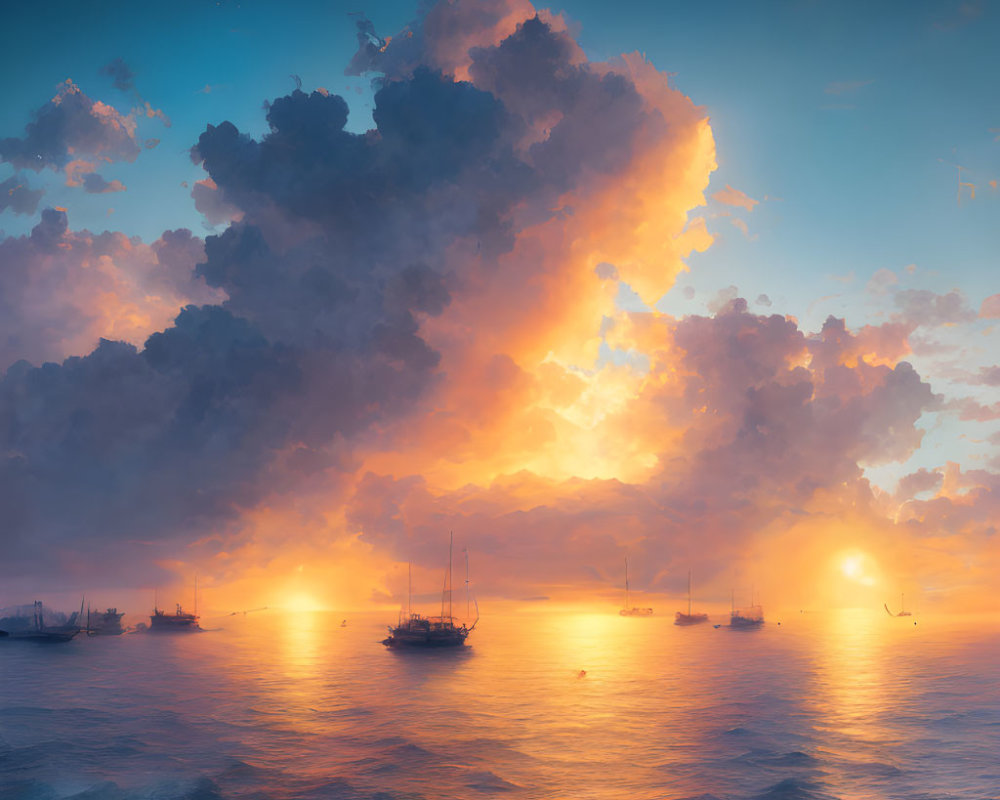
[
  {"left": 619, "top": 556, "right": 653, "bottom": 616},
  {"left": 0, "top": 600, "right": 83, "bottom": 643},
  {"left": 729, "top": 588, "right": 764, "bottom": 628},
  {"left": 86, "top": 607, "right": 125, "bottom": 635},
  {"left": 148, "top": 580, "right": 202, "bottom": 632},
  {"left": 674, "top": 571, "right": 709, "bottom": 625},
  {"left": 382, "top": 534, "right": 478, "bottom": 648},
  {"left": 884, "top": 593, "right": 912, "bottom": 617}
]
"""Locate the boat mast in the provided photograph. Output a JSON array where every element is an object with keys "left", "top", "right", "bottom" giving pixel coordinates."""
[
  {"left": 194, "top": 575, "right": 198, "bottom": 616},
  {"left": 688, "top": 570, "right": 692, "bottom": 616},
  {"left": 624, "top": 557, "right": 630, "bottom": 609},
  {"left": 408, "top": 561, "right": 412, "bottom": 617},
  {"left": 465, "top": 547, "right": 470, "bottom": 620},
  {"left": 449, "top": 531, "right": 454, "bottom": 621}
]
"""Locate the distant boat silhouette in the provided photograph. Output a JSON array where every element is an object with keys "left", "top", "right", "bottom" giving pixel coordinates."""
[
  {"left": 619, "top": 556, "right": 653, "bottom": 616},
  {"left": 730, "top": 588, "right": 764, "bottom": 628},
  {"left": 86, "top": 606, "right": 125, "bottom": 635},
  {"left": 674, "top": 571, "right": 709, "bottom": 626},
  {"left": 0, "top": 600, "right": 83, "bottom": 643},
  {"left": 382, "top": 533, "right": 477, "bottom": 648},
  {"left": 884, "top": 593, "right": 912, "bottom": 617},
  {"left": 149, "top": 579, "right": 202, "bottom": 633}
]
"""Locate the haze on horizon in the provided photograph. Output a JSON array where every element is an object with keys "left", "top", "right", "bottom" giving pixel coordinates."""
[{"left": 0, "top": 0, "right": 997, "bottom": 619}]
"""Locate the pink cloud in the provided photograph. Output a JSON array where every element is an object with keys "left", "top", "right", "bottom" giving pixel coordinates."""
[{"left": 711, "top": 184, "right": 758, "bottom": 211}]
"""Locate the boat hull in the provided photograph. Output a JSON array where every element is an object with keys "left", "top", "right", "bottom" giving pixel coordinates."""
[
  {"left": 1, "top": 629, "right": 78, "bottom": 643},
  {"left": 674, "top": 612, "right": 709, "bottom": 625},
  {"left": 619, "top": 608, "right": 653, "bottom": 617}
]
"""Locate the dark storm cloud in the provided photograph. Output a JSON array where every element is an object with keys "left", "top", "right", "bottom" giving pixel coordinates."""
[
  {"left": 0, "top": 80, "right": 140, "bottom": 172},
  {"left": 0, "top": 175, "right": 43, "bottom": 215}
]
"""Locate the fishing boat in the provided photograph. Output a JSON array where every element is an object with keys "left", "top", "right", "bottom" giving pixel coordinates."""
[
  {"left": 148, "top": 580, "right": 202, "bottom": 633},
  {"left": 884, "top": 593, "right": 912, "bottom": 617},
  {"left": 619, "top": 556, "right": 653, "bottom": 616},
  {"left": 0, "top": 601, "right": 82, "bottom": 643},
  {"left": 730, "top": 589, "right": 764, "bottom": 628},
  {"left": 382, "top": 534, "right": 478, "bottom": 648},
  {"left": 86, "top": 607, "right": 125, "bottom": 635},
  {"left": 674, "top": 571, "right": 709, "bottom": 625}
]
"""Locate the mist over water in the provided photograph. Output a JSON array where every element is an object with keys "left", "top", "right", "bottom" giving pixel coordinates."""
[{"left": 1, "top": 608, "right": 998, "bottom": 800}]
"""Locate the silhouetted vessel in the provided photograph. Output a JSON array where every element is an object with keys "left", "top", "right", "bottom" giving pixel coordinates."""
[
  {"left": 0, "top": 601, "right": 82, "bottom": 643},
  {"left": 383, "top": 534, "right": 477, "bottom": 648},
  {"left": 619, "top": 556, "right": 653, "bottom": 616},
  {"left": 884, "top": 593, "right": 912, "bottom": 617},
  {"left": 87, "top": 607, "right": 125, "bottom": 635},
  {"left": 730, "top": 589, "right": 763, "bottom": 628},
  {"left": 149, "top": 603, "right": 201, "bottom": 632},
  {"left": 674, "top": 571, "right": 709, "bottom": 626}
]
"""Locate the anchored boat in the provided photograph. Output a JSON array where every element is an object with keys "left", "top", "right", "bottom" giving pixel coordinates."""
[
  {"left": 383, "top": 534, "right": 478, "bottom": 648},
  {"left": 619, "top": 556, "right": 653, "bottom": 616},
  {"left": 674, "top": 571, "right": 709, "bottom": 625}
]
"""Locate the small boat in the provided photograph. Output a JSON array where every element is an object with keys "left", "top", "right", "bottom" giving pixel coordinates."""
[
  {"left": 884, "top": 593, "right": 912, "bottom": 617},
  {"left": 86, "top": 607, "right": 125, "bottom": 635},
  {"left": 619, "top": 556, "right": 653, "bottom": 616},
  {"left": 383, "top": 534, "right": 477, "bottom": 648},
  {"left": 0, "top": 601, "right": 82, "bottom": 643},
  {"left": 149, "top": 603, "right": 201, "bottom": 632},
  {"left": 730, "top": 589, "right": 763, "bottom": 628},
  {"left": 674, "top": 571, "right": 709, "bottom": 625},
  {"left": 148, "top": 579, "right": 202, "bottom": 632}
]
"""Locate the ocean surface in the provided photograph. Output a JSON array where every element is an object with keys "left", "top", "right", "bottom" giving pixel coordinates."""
[{"left": 1, "top": 607, "right": 999, "bottom": 800}]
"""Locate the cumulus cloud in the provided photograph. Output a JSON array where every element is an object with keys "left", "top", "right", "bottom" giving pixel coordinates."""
[
  {"left": 191, "top": 177, "right": 243, "bottom": 225},
  {"left": 893, "top": 288, "right": 976, "bottom": 327},
  {"left": 0, "top": 175, "right": 43, "bottom": 215},
  {"left": 0, "top": 0, "right": 970, "bottom": 609},
  {"left": 0, "top": 208, "right": 222, "bottom": 370},
  {"left": 0, "top": 80, "right": 140, "bottom": 173}
]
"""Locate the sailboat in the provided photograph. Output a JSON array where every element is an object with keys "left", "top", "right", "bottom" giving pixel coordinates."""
[
  {"left": 884, "top": 593, "right": 912, "bottom": 617},
  {"left": 619, "top": 556, "right": 653, "bottom": 616},
  {"left": 0, "top": 600, "right": 83, "bottom": 643},
  {"left": 382, "top": 533, "right": 478, "bottom": 648},
  {"left": 674, "top": 571, "right": 709, "bottom": 625},
  {"left": 729, "top": 588, "right": 764, "bottom": 628}
]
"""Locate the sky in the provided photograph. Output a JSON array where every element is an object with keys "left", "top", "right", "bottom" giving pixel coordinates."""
[{"left": 0, "top": 0, "right": 997, "bottom": 617}]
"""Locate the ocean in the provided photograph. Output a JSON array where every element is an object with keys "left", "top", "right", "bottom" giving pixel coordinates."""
[{"left": 1, "top": 607, "right": 998, "bottom": 800}]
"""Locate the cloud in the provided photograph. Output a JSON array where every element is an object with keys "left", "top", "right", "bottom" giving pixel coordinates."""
[
  {"left": 755, "top": 294, "right": 771, "bottom": 307},
  {"left": 0, "top": 80, "right": 140, "bottom": 173},
  {"left": 0, "top": 175, "right": 43, "bottom": 215},
  {"left": 190, "top": 177, "right": 243, "bottom": 225},
  {"left": 980, "top": 294, "right": 1000, "bottom": 318},
  {"left": 100, "top": 57, "right": 135, "bottom": 93},
  {"left": 893, "top": 288, "right": 976, "bottom": 327},
  {"left": 947, "top": 397, "right": 1000, "bottom": 422},
  {"left": 82, "top": 172, "right": 126, "bottom": 193},
  {"left": 0, "top": 208, "right": 222, "bottom": 371},
  {"left": 0, "top": 0, "right": 974, "bottom": 611},
  {"left": 712, "top": 184, "right": 758, "bottom": 211}
]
